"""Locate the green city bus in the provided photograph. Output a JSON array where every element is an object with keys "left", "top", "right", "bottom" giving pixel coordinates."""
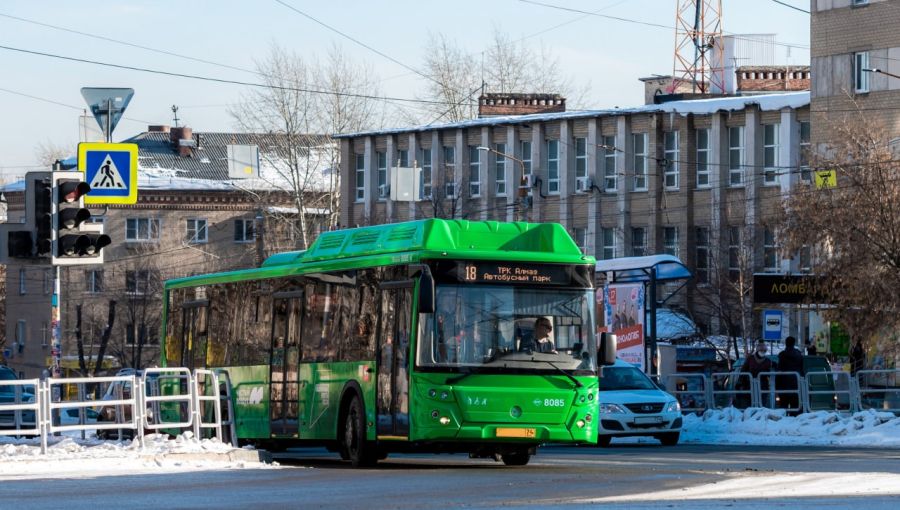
[{"left": 162, "top": 219, "right": 602, "bottom": 466}]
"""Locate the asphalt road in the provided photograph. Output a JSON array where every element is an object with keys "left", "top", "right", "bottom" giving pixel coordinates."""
[{"left": 3, "top": 444, "right": 900, "bottom": 509}]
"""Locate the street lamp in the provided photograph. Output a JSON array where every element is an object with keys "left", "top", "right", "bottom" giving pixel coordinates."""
[
  {"left": 476, "top": 146, "right": 536, "bottom": 220},
  {"left": 862, "top": 68, "right": 900, "bottom": 80},
  {"left": 476, "top": 146, "right": 539, "bottom": 198}
]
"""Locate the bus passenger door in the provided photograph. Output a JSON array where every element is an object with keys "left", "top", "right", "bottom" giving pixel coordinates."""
[
  {"left": 269, "top": 293, "right": 302, "bottom": 437},
  {"left": 376, "top": 284, "right": 413, "bottom": 438}
]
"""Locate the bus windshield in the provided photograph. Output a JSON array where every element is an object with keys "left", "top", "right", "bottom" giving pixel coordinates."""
[{"left": 416, "top": 284, "right": 597, "bottom": 374}]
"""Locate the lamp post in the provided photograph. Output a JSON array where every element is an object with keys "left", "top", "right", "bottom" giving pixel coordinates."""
[
  {"left": 862, "top": 67, "right": 900, "bottom": 80},
  {"left": 476, "top": 146, "right": 530, "bottom": 221}
]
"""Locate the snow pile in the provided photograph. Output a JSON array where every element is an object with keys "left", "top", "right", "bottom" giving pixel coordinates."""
[
  {"left": 0, "top": 432, "right": 273, "bottom": 479},
  {"left": 682, "top": 408, "right": 900, "bottom": 447}
]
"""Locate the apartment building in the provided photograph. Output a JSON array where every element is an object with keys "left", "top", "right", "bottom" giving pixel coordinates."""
[
  {"left": 811, "top": 0, "right": 900, "bottom": 143},
  {"left": 3, "top": 127, "right": 333, "bottom": 377},
  {"left": 337, "top": 92, "right": 811, "bottom": 337}
]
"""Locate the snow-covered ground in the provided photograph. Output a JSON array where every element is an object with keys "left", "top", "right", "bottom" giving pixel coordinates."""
[
  {"left": 0, "top": 432, "right": 275, "bottom": 480},
  {"left": 1, "top": 408, "right": 898, "bottom": 480},
  {"left": 680, "top": 408, "right": 900, "bottom": 447}
]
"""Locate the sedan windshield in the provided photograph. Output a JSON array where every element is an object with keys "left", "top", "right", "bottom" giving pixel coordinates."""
[
  {"left": 599, "top": 366, "right": 658, "bottom": 391},
  {"left": 416, "top": 284, "right": 596, "bottom": 374}
]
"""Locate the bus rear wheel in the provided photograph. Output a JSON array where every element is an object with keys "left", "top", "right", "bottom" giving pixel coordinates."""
[
  {"left": 500, "top": 449, "right": 531, "bottom": 466},
  {"left": 343, "top": 396, "right": 377, "bottom": 467}
]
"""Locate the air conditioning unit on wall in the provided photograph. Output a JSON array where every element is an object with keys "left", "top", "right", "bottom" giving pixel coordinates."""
[{"left": 575, "top": 177, "right": 593, "bottom": 193}]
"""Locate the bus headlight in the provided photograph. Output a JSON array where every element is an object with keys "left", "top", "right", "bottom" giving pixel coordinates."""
[
  {"left": 428, "top": 389, "right": 437, "bottom": 398},
  {"left": 439, "top": 416, "right": 451, "bottom": 425},
  {"left": 576, "top": 419, "right": 585, "bottom": 428}
]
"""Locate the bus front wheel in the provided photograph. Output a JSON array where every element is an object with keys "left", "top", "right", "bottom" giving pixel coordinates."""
[{"left": 343, "top": 396, "right": 377, "bottom": 467}]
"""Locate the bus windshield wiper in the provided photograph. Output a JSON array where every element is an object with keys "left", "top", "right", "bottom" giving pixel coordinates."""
[{"left": 534, "top": 358, "right": 583, "bottom": 388}]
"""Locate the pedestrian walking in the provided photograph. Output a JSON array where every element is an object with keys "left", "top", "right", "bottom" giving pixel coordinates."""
[
  {"left": 849, "top": 338, "right": 866, "bottom": 375},
  {"left": 777, "top": 336, "right": 804, "bottom": 413},
  {"left": 805, "top": 339, "right": 818, "bottom": 356}
]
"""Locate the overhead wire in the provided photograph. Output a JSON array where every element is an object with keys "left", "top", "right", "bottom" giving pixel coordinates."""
[{"left": 0, "top": 44, "right": 475, "bottom": 108}]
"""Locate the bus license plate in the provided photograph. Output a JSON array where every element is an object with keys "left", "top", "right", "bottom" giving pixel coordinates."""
[
  {"left": 496, "top": 428, "right": 536, "bottom": 438},
  {"left": 634, "top": 416, "right": 663, "bottom": 425}
]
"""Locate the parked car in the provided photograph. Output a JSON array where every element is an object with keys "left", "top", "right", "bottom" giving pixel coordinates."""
[
  {"left": 597, "top": 360, "right": 682, "bottom": 447},
  {"left": 0, "top": 365, "right": 36, "bottom": 430},
  {"left": 59, "top": 407, "right": 100, "bottom": 426}
]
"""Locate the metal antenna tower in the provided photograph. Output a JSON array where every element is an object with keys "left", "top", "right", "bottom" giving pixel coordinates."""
[
  {"left": 171, "top": 104, "right": 180, "bottom": 127},
  {"left": 672, "top": 0, "right": 725, "bottom": 94}
]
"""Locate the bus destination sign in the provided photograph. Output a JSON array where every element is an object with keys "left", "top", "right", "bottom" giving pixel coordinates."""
[{"left": 431, "top": 260, "right": 593, "bottom": 287}]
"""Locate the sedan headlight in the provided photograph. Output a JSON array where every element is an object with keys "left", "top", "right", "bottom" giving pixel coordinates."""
[
  {"left": 599, "top": 403, "right": 627, "bottom": 414},
  {"left": 665, "top": 400, "right": 681, "bottom": 413}
]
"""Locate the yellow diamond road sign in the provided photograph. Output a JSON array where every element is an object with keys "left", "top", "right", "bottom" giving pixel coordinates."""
[
  {"left": 815, "top": 169, "right": 837, "bottom": 189},
  {"left": 78, "top": 142, "right": 138, "bottom": 204}
]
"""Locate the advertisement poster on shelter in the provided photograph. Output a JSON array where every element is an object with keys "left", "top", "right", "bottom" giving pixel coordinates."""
[{"left": 604, "top": 283, "right": 645, "bottom": 371}]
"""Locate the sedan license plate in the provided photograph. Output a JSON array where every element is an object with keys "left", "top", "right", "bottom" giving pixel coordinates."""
[
  {"left": 634, "top": 416, "right": 663, "bottom": 425},
  {"left": 496, "top": 427, "right": 536, "bottom": 438}
]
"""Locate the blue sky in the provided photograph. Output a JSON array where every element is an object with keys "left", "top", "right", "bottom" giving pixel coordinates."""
[{"left": 0, "top": 0, "right": 810, "bottom": 177}]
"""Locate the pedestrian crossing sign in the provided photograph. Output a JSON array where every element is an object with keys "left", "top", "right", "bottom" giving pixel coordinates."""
[{"left": 78, "top": 142, "right": 138, "bottom": 204}]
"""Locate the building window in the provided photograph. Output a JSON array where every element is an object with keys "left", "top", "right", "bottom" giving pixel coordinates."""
[
  {"left": 602, "top": 135, "right": 617, "bottom": 192},
  {"left": 728, "top": 126, "right": 744, "bottom": 186},
  {"left": 186, "top": 218, "right": 208, "bottom": 244},
  {"left": 234, "top": 219, "right": 256, "bottom": 243},
  {"left": 43, "top": 269, "right": 52, "bottom": 295},
  {"left": 397, "top": 149, "right": 409, "bottom": 168},
  {"left": 520, "top": 140, "right": 532, "bottom": 194},
  {"left": 632, "top": 133, "right": 648, "bottom": 191},
  {"left": 728, "top": 226, "right": 741, "bottom": 280},
  {"left": 41, "top": 321, "right": 48, "bottom": 348},
  {"left": 355, "top": 153, "right": 365, "bottom": 202},
  {"left": 421, "top": 148, "right": 432, "bottom": 199},
  {"left": 18, "top": 268, "right": 26, "bottom": 295},
  {"left": 468, "top": 145, "right": 481, "bottom": 197},
  {"left": 546, "top": 139, "right": 560, "bottom": 194},
  {"left": 799, "top": 245, "right": 812, "bottom": 272},
  {"left": 443, "top": 146, "right": 456, "bottom": 197},
  {"left": 800, "top": 121, "right": 811, "bottom": 183},
  {"left": 696, "top": 128, "right": 710, "bottom": 188},
  {"left": 127, "top": 323, "right": 159, "bottom": 346},
  {"left": 664, "top": 131, "right": 679, "bottom": 189},
  {"left": 126, "top": 218, "right": 160, "bottom": 242},
  {"left": 696, "top": 227, "right": 709, "bottom": 284},
  {"left": 85, "top": 269, "right": 103, "bottom": 293},
  {"left": 602, "top": 227, "right": 617, "bottom": 260},
  {"left": 764, "top": 227, "right": 778, "bottom": 271},
  {"left": 376, "top": 151, "right": 387, "bottom": 199},
  {"left": 494, "top": 143, "right": 507, "bottom": 196},
  {"left": 631, "top": 227, "right": 646, "bottom": 257},
  {"left": 854, "top": 51, "right": 870, "bottom": 93},
  {"left": 763, "top": 124, "right": 780, "bottom": 184},
  {"left": 16, "top": 319, "right": 26, "bottom": 350},
  {"left": 663, "top": 226, "right": 679, "bottom": 257},
  {"left": 573, "top": 227, "right": 586, "bottom": 252},
  {"left": 126, "top": 270, "right": 154, "bottom": 295},
  {"left": 575, "top": 137, "right": 587, "bottom": 179}
]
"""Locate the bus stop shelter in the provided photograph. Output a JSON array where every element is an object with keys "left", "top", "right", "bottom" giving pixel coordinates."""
[{"left": 595, "top": 255, "right": 692, "bottom": 374}]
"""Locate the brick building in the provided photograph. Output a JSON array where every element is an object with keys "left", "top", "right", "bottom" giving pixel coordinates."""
[
  {"left": 811, "top": 0, "right": 900, "bottom": 143},
  {"left": 337, "top": 92, "right": 812, "bottom": 337},
  {"left": 2, "top": 128, "right": 334, "bottom": 377}
]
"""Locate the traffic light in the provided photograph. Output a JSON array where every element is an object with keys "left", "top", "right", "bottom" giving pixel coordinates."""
[
  {"left": 34, "top": 176, "right": 52, "bottom": 256},
  {"left": 51, "top": 171, "right": 111, "bottom": 265}
]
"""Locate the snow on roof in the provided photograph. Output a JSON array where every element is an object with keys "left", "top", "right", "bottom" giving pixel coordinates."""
[
  {"left": 334, "top": 91, "right": 809, "bottom": 139},
  {"left": 595, "top": 254, "right": 692, "bottom": 283}
]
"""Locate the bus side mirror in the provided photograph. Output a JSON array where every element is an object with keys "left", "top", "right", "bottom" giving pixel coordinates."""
[
  {"left": 599, "top": 333, "right": 617, "bottom": 366},
  {"left": 418, "top": 269, "right": 435, "bottom": 314}
]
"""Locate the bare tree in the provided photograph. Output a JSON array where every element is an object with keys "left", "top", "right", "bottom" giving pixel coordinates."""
[
  {"left": 231, "top": 44, "right": 382, "bottom": 249},
  {"left": 419, "top": 33, "right": 482, "bottom": 122},
  {"left": 691, "top": 225, "right": 759, "bottom": 362},
  {"left": 34, "top": 139, "right": 73, "bottom": 167},
  {"left": 781, "top": 115, "right": 900, "bottom": 346},
  {"left": 419, "top": 28, "right": 591, "bottom": 122}
]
